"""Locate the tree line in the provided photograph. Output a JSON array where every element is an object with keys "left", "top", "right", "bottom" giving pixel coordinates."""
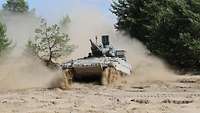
[{"left": 111, "top": 0, "right": 200, "bottom": 73}]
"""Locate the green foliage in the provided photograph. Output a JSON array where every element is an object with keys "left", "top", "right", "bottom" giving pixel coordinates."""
[
  {"left": 0, "top": 23, "right": 11, "bottom": 55},
  {"left": 59, "top": 15, "right": 71, "bottom": 28},
  {"left": 3, "top": 0, "right": 29, "bottom": 13},
  {"left": 0, "top": 22, "right": 10, "bottom": 55},
  {"left": 112, "top": 0, "right": 200, "bottom": 72},
  {"left": 28, "top": 19, "right": 74, "bottom": 65}
]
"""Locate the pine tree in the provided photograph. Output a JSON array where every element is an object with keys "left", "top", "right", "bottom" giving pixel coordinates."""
[{"left": 112, "top": 0, "right": 200, "bottom": 73}]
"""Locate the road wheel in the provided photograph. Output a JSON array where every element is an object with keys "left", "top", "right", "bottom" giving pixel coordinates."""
[
  {"left": 61, "top": 69, "right": 74, "bottom": 90},
  {"left": 101, "top": 67, "right": 118, "bottom": 85},
  {"left": 101, "top": 68, "right": 109, "bottom": 85}
]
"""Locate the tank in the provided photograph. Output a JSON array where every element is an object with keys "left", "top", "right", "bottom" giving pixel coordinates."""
[{"left": 61, "top": 35, "right": 132, "bottom": 87}]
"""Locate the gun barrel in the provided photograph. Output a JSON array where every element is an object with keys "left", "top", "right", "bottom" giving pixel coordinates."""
[
  {"left": 90, "top": 39, "right": 98, "bottom": 49},
  {"left": 90, "top": 39, "right": 103, "bottom": 56}
]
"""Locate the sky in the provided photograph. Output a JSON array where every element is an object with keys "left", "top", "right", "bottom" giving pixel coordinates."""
[{"left": 0, "top": 0, "right": 116, "bottom": 23}]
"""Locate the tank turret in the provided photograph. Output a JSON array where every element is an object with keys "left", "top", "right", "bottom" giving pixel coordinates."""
[{"left": 89, "top": 35, "right": 126, "bottom": 60}]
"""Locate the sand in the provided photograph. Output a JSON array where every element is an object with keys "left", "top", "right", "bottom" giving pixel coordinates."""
[{"left": 0, "top": 75, "right": 200, "bottom": 113}]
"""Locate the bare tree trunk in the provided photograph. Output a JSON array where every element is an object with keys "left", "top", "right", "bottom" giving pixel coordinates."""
[{"left": 47, "top": 51, "right": 52, "bottom": 66}]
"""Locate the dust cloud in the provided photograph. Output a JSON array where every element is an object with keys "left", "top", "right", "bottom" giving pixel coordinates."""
[
  {"left": 0, "top": 12, "right": 63, "bottom": 91},
  {"left": 111, "top": 34, "right": 177, "bottom": 83},
  {"left": 64, "top": 7, "right": 177, "bottom": 83},
  {"left": 0, "top": 55, "right": 62, "bottom": 90},
  {"left": 0, "top": 2, "right": 177, "bottom": 91}
]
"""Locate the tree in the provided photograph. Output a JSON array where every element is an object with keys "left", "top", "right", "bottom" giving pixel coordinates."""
[
  {"left": 59, "top": 15, "right": 71, "bottom": 28},
  {"left": 111, "top": 0, "right": 200, "bottom": 73},
  {"left": 28, "top": 19, "right": 74, "bottom": 65},
  {"left": 0, "top": 22, "right": 10, "bottom": 55},
  {"left": 3, "top": 0, "right": 29, "bottom": 13}
]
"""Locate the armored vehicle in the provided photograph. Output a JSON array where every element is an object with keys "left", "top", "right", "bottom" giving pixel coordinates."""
[{"left": 61, "top": 35, "right": 132, "bottom": 87}]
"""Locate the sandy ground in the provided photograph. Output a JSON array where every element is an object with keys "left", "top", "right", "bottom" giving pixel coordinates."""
[{"left": 0, "top": 76, "right": 200, "bottom": 113}]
